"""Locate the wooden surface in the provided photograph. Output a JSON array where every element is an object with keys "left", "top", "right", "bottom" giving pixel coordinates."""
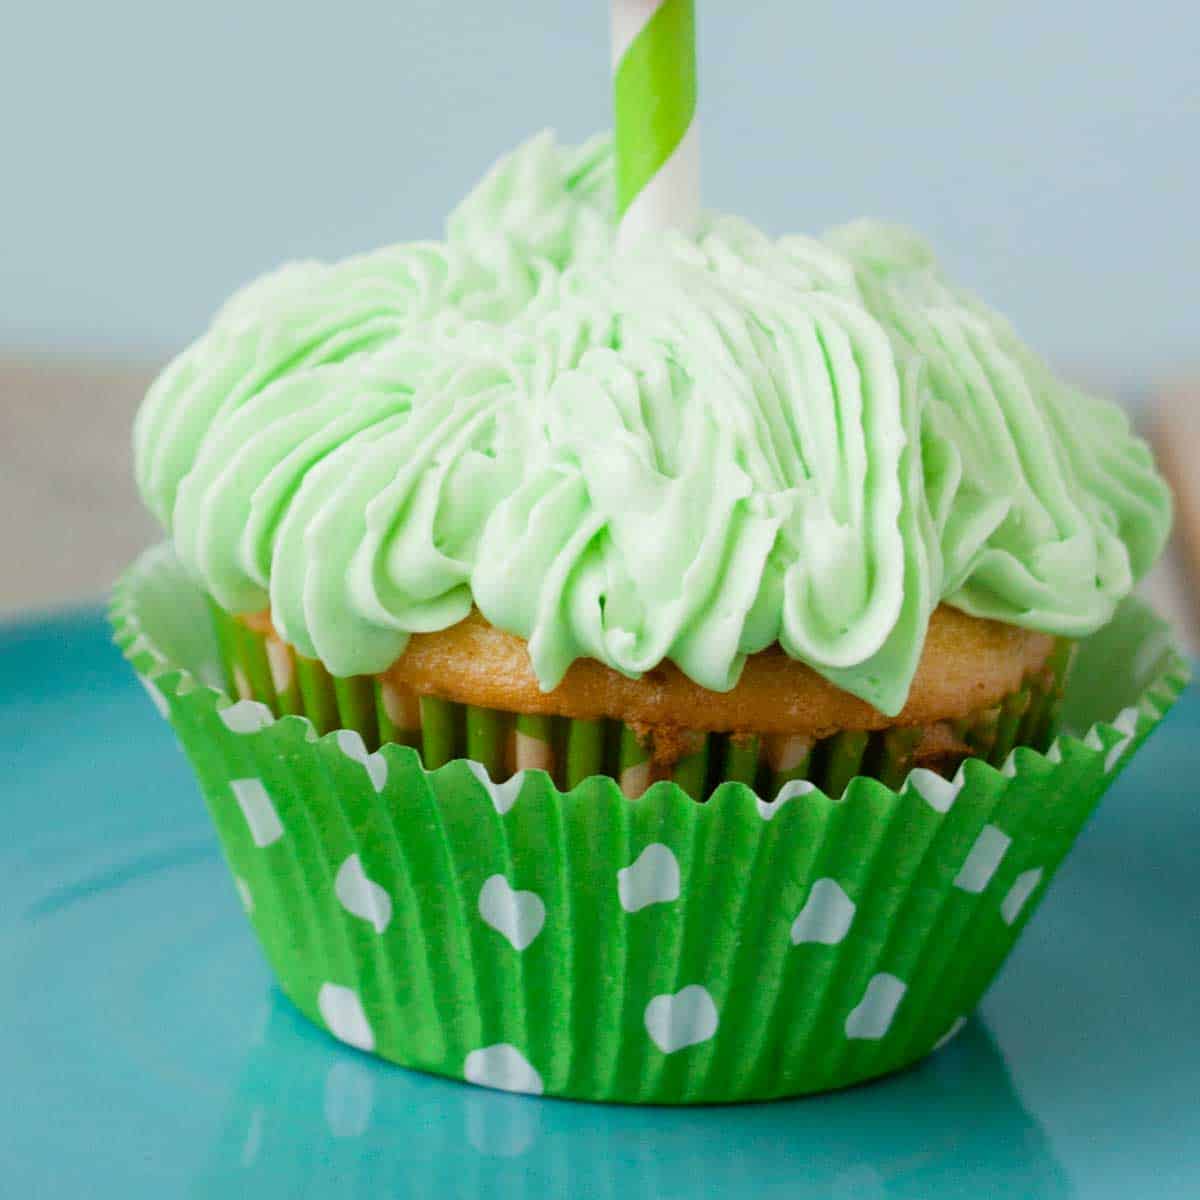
[
  {"left": 1, "top": 358, "right": 1196, "bottom": 657},
  {"left": 1154, "top": 385, "right": 1200, "bottom": 642},
  {"left": 1, "top": 359, "right": 158, "bottom": 618}
]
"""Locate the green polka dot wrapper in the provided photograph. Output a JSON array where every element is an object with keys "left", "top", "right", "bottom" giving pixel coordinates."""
[{"left": 112, "top": 545, "right": 1189, "bottom": 1104}]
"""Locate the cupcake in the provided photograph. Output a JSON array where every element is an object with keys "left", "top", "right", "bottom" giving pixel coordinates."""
[{"left": 115, "top": 132, "right": 1185, "bottom": 1103}]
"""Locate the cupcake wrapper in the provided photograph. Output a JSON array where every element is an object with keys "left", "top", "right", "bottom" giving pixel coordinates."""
[
  {"left": 207, "top": 603, "right": 1069, "bottom": 803},
  {"left": 112, "top": 545, "right": 1189, "bottom": 1104}
]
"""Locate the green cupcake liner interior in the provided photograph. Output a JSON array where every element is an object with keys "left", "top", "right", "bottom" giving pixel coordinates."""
[{"left": 209, "top": 601, "right": 1072, "bottom": 803}]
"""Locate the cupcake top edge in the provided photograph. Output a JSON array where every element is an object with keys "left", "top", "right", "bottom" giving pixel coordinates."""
[{"left": 132, "top": 130, "right": 1171, "bottom": 717}]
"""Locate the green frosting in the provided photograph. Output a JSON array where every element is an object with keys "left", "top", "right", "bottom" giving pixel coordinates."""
[{"left": 134, "top": 131, "right": 1171, "bottom": 716}]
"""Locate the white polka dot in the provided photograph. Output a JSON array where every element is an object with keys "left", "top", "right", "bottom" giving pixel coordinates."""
[
  {"left": 335, "top": 729, "right": 388, "bottom": 793},
  {"left": 953, "top": 825, "right": 1011, "bottom": 894},
  {"left": 907, "top": 768, "right": 963, "bottom": 814},
  {"left": 324, "top": 1059, "right": 375, "bottom": 1139},
  {"left": 335, "top": 854, "right": 393, "bottom": 934},
  {"left": 790, "top": 879, "right": 856, "bottom": 945},
  {"left": 617, "top": 844, "right": 681, "bottom": 913},
  {"left": 464, "top": 1044, "right": 544, "bottom": 1095},
  {"left": 230, "top": 778, "right": 283, "bottom": 847},
  {"left": 1000, "top": 867, "right": 1044, "bottom": 925},
  {"left": 644, "top": 985, "right": 719, "bottom": 1053},
  {"left": 218, "top": 699, "right": 275, "bottom": 734},
  {"left": 478, "top": 875, "right": 545, "bottom": 951},
  {"left": 138, "top": 675, "right": 168, "bottom": 717},
  {"left": 318, "top": 983, "right": 375, "bottom": 1052},
  {"left": 757, "top": 778, "right": 816, "bottom": 820},
  {"left": 465, "top": 761, "right": 525, "bottom": 815},
  {"left": 845, "top": 973, "right": 907, "bottom": 1040},
  {"left": 235, "top": 876, "right": 253, "bottom": 913}
]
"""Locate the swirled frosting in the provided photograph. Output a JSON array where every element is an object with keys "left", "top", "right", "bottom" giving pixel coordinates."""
[{"left": 134, "top": 131, "right": 1171, "bottom": 716}]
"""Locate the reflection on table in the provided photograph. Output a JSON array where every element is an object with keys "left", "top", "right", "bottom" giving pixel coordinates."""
[{"left": 200, "top": 986, "right": 1068, "bottom": 1198}]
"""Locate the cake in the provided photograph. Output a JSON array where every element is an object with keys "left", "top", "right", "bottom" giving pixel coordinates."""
[{"left": 113, "top": 132, "right": 1185, "bottom": 1102}]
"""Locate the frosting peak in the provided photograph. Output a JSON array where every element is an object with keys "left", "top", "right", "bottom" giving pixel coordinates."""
[{"left": 134, "top": 133, "right": 1170, "bottom": 715}]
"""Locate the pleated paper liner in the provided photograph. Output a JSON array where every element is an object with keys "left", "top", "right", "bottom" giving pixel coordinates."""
[
  {"left": 208, "top": 603, "right": 1074, "bottom": 803},
  {"left": 112, "top": 545, "right": 1189, "bottom": 1103}
]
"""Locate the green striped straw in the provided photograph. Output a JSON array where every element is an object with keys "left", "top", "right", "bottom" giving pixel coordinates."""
[{"left": 611, "top": 0, "right": 699, "bottom": 249}]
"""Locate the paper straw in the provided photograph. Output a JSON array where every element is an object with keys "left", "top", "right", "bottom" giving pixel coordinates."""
[{"left": 611, "top": 0, "right": 700, "bottom": 249}]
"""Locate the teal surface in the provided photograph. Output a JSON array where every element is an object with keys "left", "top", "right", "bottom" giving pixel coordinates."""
[{"left": 2, "top": 608, "right": 1198, "bottom": 1197}]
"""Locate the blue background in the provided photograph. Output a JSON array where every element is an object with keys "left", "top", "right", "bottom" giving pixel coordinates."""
[{"left": 3, "top": 1, "right": 1197, "bottom": 377}]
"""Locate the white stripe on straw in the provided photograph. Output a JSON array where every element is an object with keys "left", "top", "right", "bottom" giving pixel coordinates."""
[
  {"left": 611, "top": 0, "right": 667, "bottom": 67},
  {"left": 619, "top": 123, "right": 699, "bottom": 251},
  {"left": 611, "top": 0, "right": 700, "bottom": 251}
]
